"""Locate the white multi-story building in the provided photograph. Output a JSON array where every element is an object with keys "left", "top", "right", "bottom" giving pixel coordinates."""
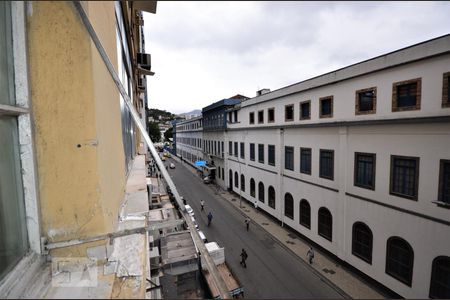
[
  {"left": 175, "top": 116, "right": 204, "bottom": 166},
  {"left": 176, "top": 34, "right": 450, "bottom": 298}
]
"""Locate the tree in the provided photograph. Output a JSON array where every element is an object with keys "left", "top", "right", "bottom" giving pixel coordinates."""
[
  {"left": 147, "top": 122, "right": 161, "bottom": 143},
  {"left": 164, "top": 127, "right": 173, "bottom": 142}
]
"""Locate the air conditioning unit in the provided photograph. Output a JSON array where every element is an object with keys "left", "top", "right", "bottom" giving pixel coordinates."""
[
  {"left": 137, "top": 77, "right": 146, "bottom": 92},
  {"left": 137, "top": 53, "right": 154, "bottom": 76},
  {"left": 137, "top": 53, "right": 151, "bottom": 69}
]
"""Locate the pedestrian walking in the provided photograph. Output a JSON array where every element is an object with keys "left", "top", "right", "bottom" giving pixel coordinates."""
[
  {"left": 240, "top": 249, "right": 248, "bottom": 268},
  {"left": 244, "top": 217, "right": 250, "bottom": 231},
  {"left": 200, "top": 200, "right": 205, "bottom": 211},
  {"left": 307, "top": 247, "right": 315, "bottom": 264},
  {"left": 207, "top": 212, "right": 213, "bottom": 226},
  {"left": 254, "top": 200, "right": 258, "bottom": 213}
]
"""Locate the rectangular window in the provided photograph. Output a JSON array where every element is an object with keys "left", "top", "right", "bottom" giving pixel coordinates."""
[
  {"left": 250, "top": 143, "right": 255, "bottom": 161},
  {"left": 240, "top": 142, "right": 245, "bottom": 159},
  {"left": 285, "top": 104, "right": 294, "bottom": 121},
  {"left": 229, "top": 141, "right": 232, "bottom": 155},
  {"left": 234, "top": 142, "right": 238, "bottom": 157},
  {"left": 354, "top": 153, "right": 376, "bottom": 190},
  {"left": 300, "top": 100, "right": 311, "bottom": 120},
  {"left": 356, "top": 87, "right": 377, "bottom": 114},
  {"left": 258, "top": 144, "right": 264, "bottom": 163},
  {"left": 268, "top": 108, "right": 275, "bottom": 123},
  {"left": 442, "top": 72, "right": 450, "bottom": 108},
  {"left": 438, "top": 160, "right": 450, "bottom": 204},
  {"left": 221, "top": 141, "right": 224, "bottom": 157},
  {"left": 234, "top": 110, "right": 238, "bottom": 122},
  {"left": 285, "top": 146, "right": 294, "bottom": 171},
  {"left": 249, "top": 112, "right": 255, "bottom": 124},
  {"left": 392, "top": 78, "right": 421, "bottom": 111},
  {"left": 320, "top": 150, "right": 334, "bottom": 180},
  {"left": 268, "top": 145, "right": 275, "bottom": 166},
  {"left": 300, "top": 147, "right": 312, "bottom": 175},
  {"left": 390, "top": 155, "right": 419, "bottom": 200},
  {"left": 320, "top": 96, "right": 333, "bottom": 118},
  {"left": 0, "top": 3, "right": 30, "bottom": 281},
  {"left": 258, "top": 110, "right": 264, "bottom": 124}
]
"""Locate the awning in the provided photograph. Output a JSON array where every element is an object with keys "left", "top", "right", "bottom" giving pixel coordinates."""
[{"left": 195, "top": 160, "right": 206, "bottom": 167}]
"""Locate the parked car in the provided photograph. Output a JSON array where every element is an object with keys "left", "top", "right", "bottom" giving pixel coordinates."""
[
  {"left": 185, "top": 204, "right": 194, "bottom": 216},
  {"left": 198, "top": 230, "right": 207, "bottom": 243},
  {"left": 203, "top": 176, "right": 211, "bottom": 184},
  {"left": 170, "top": 163, "right": 175, "bottom": 169},
  {"left": 191, "top": 216, "right": 199, "bottom": 230},
  {"left": 161, "top": 156, "right": 166, "bottom": 161}
]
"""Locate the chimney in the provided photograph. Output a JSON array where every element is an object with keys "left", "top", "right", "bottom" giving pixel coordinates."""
[{"left": 256, "top": 88, "right": 270, "bottom": 96}]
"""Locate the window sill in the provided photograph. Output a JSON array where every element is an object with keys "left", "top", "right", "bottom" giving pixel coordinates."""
[
  {"left": 389, "top": 192, "right": 418, "bottom": 201},
  {"left": 432, "top": 200, "right": 450, "bottom": 209}
]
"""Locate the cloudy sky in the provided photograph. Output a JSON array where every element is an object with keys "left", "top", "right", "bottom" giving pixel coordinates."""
[{"left": 143, "top": 1, "right": 450, "bottom": 114}]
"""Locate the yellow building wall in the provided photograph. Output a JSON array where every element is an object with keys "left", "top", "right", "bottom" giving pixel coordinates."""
[
  {"left": 27, "top": 1, "right": 126, "bottom": 252},
  {"left": 86, "top": 1, "right": 127, "bottom": 236}
]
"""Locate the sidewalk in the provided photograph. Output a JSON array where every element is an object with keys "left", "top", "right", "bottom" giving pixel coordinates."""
[{"left": 172, "top": 155, "right": 386, "bottom": 299}]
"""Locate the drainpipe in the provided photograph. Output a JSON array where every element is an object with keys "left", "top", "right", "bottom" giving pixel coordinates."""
[{"left": 279, "top": 128, "right": 284, "bottom": 227}]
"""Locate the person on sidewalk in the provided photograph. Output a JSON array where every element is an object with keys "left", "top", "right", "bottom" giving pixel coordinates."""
[
  {"left": 254, "top": 200, "right": 258, "bottom": 213},
  {"left": 200, "top": 200, "right": 205, "bottom": 211},
  {"left": 240, "top": 248, "right": 248, "bottom": 268},
  {"left": 245, "top": 217, "right": 250, "bottom": 231},
  {"left": 307, "top": 247, "right": 315, "bottom": 264}
]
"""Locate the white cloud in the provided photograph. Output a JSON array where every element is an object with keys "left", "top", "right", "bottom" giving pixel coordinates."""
[{"left": 143, "top": 1, "right": 450, "bottom": 114}]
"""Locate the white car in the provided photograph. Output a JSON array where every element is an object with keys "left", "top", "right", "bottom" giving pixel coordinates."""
[
  {"left": 190, "top": 216, "right": 199, "bottom": 230},
  {"left": 185, "top": 204, "right": 194, "bottom": 216},
  {"left": 203, "top": 176, "right": 211, "bottom": 184},
  {"left": 198, "top": 230, "right": 207, "bottom": 243},
  {"left": 169, "top": 163, "right": 175, "bottom": 169}
]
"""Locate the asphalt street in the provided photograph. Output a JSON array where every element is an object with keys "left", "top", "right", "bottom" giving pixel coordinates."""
[{"left": 166, "top": 157, "right": 343, "bottom": 299}]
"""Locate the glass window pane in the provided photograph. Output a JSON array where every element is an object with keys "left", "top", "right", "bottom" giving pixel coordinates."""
[
  {"left": 0, "top": 2, "right": 14, "bottom": 105},
  {"left": 0, "top": 116, "right": 29, "bottom": 281}
]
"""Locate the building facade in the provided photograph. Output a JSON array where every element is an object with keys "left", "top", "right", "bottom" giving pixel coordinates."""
[
  {"left": 175, "top": 116, "right": 204, "bottom": 166},
  {"left": 177, "top": 35, "right": 450, "bottom": 298},
  {"left": 0, "top": 1, "right": 157, "bottom": 298}
]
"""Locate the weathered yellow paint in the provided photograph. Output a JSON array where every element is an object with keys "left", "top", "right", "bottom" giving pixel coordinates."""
[
  {"left": 27, "top": 1, "right": 126, "bottom": 252},
  {"left": 86, "top": 1, "right": 126, "bottom": 235}
]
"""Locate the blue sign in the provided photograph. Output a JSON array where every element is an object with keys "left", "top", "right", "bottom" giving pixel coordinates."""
[{"left": 195, "top": 160, "right": 206, "bottom": 167}]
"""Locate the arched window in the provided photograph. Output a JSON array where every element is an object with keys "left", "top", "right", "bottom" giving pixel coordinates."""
[
  {"left": 229, "top": 169, "right": 233, "bottom": 189},
  {"left": 386, "top": 237, "right": 414, "bottom": 286},
  {"left": 430, "top": 256, "right": 450, "bottom": 298},
  {"left": 268, "top": 186, "right": 276, "bottom": 209},
  {"left": 284, "top": 193, "right": 294, "bottom": 219},
  {"left": 258, "top": 182, "right": 265, "bottom": 203},
  {"left": 318, "top": 207, "right": 332, "bottom": 241},
  {"left": 234, "top": 171, "right": 239, "bottom": 188},
  {"left": 240, "top": 174, "right": 245, "bottom": 192},
  {"left": 299, "top": 199, "right": 310, "bottom": 229},
  {"left": 250, "top": 178, "right": 255, "bottom": 197},
  {"left": 352, "top": 222, "right": 373, "bottom": 264}
]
